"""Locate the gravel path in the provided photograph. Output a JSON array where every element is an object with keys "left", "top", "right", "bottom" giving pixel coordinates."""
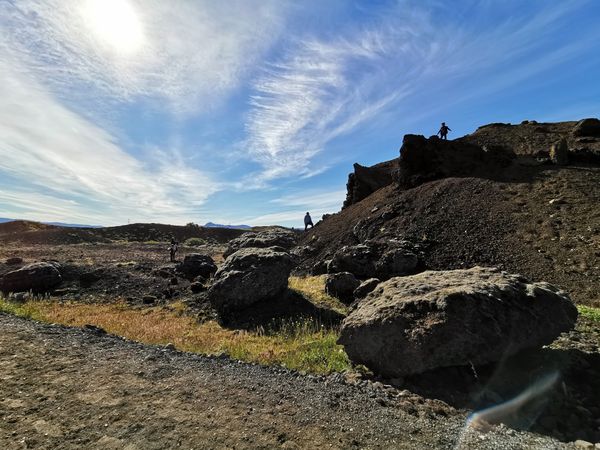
[{"left": 0, "top": 313, "right": 574, "bottom": 449}]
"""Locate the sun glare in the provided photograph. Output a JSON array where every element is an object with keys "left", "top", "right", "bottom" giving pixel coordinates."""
[{"left": 81, "top": 0, "right": 144, "bottom": 55}]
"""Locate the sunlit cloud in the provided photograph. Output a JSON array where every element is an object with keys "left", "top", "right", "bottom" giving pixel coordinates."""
[{"left": 1, "top": 0, "right": 286, "bottom": 113}]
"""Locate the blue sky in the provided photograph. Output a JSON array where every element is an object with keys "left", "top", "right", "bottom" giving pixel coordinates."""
[{"left": 1, "top": 0, "right": 599, "bottom": 227}]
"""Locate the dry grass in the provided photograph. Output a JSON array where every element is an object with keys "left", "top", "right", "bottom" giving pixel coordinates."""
[
  {"left": 289, "top": 275, "right": 348, "bottom": 315},
  {"left": 0, "top": 297, "right": 350, "bottom": 374}
]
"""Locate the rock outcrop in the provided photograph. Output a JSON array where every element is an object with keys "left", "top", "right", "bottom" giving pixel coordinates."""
[
  {"left": 338, "top": 267, "right": 577, "bottom": 377},
  {"left": 223, "top": 230, "right": 298, "bottom": 258},
  {"left": 397, "top": 134, "right": 514, "bottom": 189},
  {"left": 0, "top": 262, "right": 62, "bottom": 293},
  {"left": 208, "top": 247, "right": 294, "bottom": 317},
  {"left": 343, "top": 160, "right": 396, "bottom": 208},
  {"left": 176, "top": 254, "right": 217, "bottom": 280},
  {"left": 325, "top": 272, "right": 359, "bottom": 304}
]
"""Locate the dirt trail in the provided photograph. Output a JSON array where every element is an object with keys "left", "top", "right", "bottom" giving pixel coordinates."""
[{"left": 0, "top": 314, "right": 573, "bottom": 450}]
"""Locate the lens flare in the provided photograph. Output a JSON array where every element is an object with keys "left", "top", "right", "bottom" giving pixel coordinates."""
[{"left": 454, "top": 371, "right": 559, "bottom": 448}]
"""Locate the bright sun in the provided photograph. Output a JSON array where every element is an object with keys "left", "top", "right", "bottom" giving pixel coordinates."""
[{"left": 81, "top": 0, "right": 144, "bottom": 55}]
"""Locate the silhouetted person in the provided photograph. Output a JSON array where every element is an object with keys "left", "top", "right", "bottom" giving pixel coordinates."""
[
  {"left": 304, "top": 212, "right": 314, "bottom": 231},
  {"left": 169, "top": 238, "right": 178, "bottom": 262},
  {"left": 438, "top": 122, "right": 451, "bottom": 140}
]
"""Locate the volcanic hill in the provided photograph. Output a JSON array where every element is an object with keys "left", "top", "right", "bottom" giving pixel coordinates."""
[{"left": 299, "top": 119, "right": 600, "bottom": 307}]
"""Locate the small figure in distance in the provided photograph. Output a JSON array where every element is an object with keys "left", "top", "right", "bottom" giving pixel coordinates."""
[
  {"left": 169, "top": 238, "right": 179, "bottom": 262},
  {"left": 438, "top": 122, "right": 451, "bottom": 140},
  {"left": 304, "top": 212, "right": 314, "bottom": 231}
]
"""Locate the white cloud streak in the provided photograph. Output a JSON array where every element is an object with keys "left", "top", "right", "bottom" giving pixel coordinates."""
[{"left": 0, "top": 51, "right": 218, "bottom": 225}]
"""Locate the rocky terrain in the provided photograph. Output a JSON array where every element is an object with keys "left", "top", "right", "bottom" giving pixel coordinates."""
[
  {"left": 1, "top": 119, "right": 600, "bottom": 448},
  {"left": 0, "top": 313, "right": 585, "bottom": 450}
]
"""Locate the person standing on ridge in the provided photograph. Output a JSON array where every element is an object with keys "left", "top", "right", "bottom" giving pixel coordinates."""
[
  {"left": 304, "top": 212, "right": 314, "bottom": 231},
  {"left": 438, "top": 122, "right": 451, "bottom": 140}
]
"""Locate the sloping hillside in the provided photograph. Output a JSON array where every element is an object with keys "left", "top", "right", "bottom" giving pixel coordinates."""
[
  {"left": 0, "top": 221, "right": 246, "bottom": 245},
  {"left": 299, "top": 120, "right": 600, "bottom": 307}
]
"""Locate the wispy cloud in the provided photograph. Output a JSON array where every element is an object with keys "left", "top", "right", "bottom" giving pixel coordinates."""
[
  {"left": 1, "top": 0, "right": 286, "bottom": 114},
  {"left": 0, "top": 52, "right": 218, "bottom": 225},
  {"left": 243, "top": 0, "right": 599, "bottom": 182}
]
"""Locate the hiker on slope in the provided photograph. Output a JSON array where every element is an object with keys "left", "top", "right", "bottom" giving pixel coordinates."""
[
  {"left": 438, "top": 122, "right": 451, "bottom": 140},
  {"left": 304, "top": 212, "right": 314, "bottom": 231}
]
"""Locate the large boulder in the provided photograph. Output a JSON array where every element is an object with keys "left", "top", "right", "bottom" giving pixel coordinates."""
[
  {"left": 572, "top": 118, "right": 600, "bottom": 137},
  {"left": 328, "top": 244, "right": 376, "bottom": 278},
  {"left": 338, "top": 267, "right": 577, "bottom": 377},
  {"left": 0, "top": 262, "right": 62, "bottom": 293},
  {"left": 208, "top": 247, "right": 294, "bottom": 316},
  {"left": 223, "top": 230, "right": 298, "bottom": 258},
  {"left": 325, "top": 272, "right": 360, "bottom": 304},
  {"left": 328, "top": 241, "right": 419, "bottom": 279},
  {"left": 176, "top": 254, "right": 217, "bottom": 280}
]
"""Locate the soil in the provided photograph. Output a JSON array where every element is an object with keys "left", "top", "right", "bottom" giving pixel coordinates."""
[{"left": 0, "top": 313, "right": 581, "bottom": 450}]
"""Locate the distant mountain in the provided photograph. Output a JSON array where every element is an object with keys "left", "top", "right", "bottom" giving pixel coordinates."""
[
  {"left": 0, "top": 218, "right": 101, "bottom": 228},
  {"left": 44, "top": 221, "right": 102, "bottom": 228},
  {"left": 204, "top": 222, "right": 251, "bottom": 230}
]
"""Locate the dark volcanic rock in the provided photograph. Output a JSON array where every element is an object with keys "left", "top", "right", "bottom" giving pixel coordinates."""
[
  {"left": 5, "top": 257, "right": 23, "bottom": 265},
  {"left": 550, "top": 138, "right": 569, "bottom": 165},
  {"left": 328, "top": 241, "right": 419, "bottom": 279},
  {"left": 328, "top": 244, "right": 376, "bottom": 278},
  {"left": 0, "top": 262, "right": 62, "bottom": 293},
  {"left": 375, "top": 247, "right": 419, "bottom": 279},
  {"left": 397, "top": 134, "right": 514, "bottom": 189},
  {"left": 325, "top": 272, "right": 359, "bottom": 304},
  {"left": 573, "top": 118, "right": 600, "bottom": 137},
  {"left": 208, "top": 247, "right": 294, "bottom": 316},
  {"left": 79, "top": 270, "right": 102, "bottom": 286},
  {"left": 353, "top": 278, "right": 380, "bottom": 300},
  {"left": 223, "top": 230, "right": 298, "bottom": 258},
  {"left": 338, "top": 267, "right": 577, "bottom": 377},
  {"left": 343, "top": 161, "right": 396, "bottom": 208},
  {"left": 190, "top": 281, "right": 206, "bottom": 293},
  {"left": 177, "top": 254, "right": 217, "bottom": 280}
]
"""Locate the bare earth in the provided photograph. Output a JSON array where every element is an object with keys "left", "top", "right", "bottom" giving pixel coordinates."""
[{"left": 0, "top": 314, "right": 574, "bottom": 450}]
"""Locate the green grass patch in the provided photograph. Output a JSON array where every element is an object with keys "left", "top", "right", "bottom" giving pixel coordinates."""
[
  {"left": 184, "top": 237, "right": 205, "bottom": 247},
  {"left": 0, "top": 298, "right": 44, "bottom": 321},
  {"left": 289, "top": 275, "right": 349, "bottom": 316},
  {"left": 578, "top": 305, "right": 600, "bottom": 323}
]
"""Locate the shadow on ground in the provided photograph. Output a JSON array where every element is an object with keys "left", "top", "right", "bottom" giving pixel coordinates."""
[{"left": 400, "top": 347, "right": 600, "bottom": 443}]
